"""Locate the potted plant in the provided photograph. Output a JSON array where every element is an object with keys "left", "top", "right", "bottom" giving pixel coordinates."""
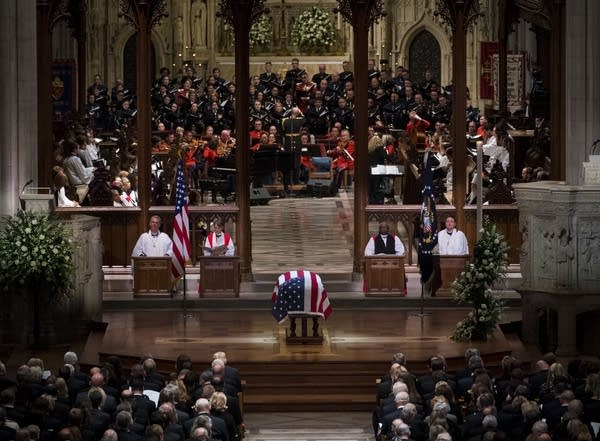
[
  {"left": 0, "top": 210, "right": 74, "bottom": 346},
  {"left": 451, "top": 217, "right": 510, "bottom": 341},
  {"left": 291, "top": 6, "right": 336, "bottom": 53}
]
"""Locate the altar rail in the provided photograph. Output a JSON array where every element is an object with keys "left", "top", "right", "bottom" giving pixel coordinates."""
[
  {"left": 366, "top": 204, "right": 521, "bottom": 265},
  {"left": 55, "top": 206, "right": 239, "bottom": 267}
]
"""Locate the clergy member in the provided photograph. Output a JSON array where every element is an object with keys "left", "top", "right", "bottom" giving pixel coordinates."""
[
  {"left": 203, "top": 219, "right": 235, "bottom": 256},
  {"left": 132, "top": 215, "right": 173, "bottom": 257},
  {"left": 437, "top": 216, "right": 469, "bottom": 255},
  {"left": 364, "top": 221, "right": 405, "bottom": 256}
]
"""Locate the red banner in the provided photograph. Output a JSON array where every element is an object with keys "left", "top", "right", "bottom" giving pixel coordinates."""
[{"left": 480, "top": 42, "right": 498, "bottom": 100}]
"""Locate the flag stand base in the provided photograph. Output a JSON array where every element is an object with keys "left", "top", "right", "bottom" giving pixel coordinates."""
[{"left": 410, "top": 283, "right": 431, "bottom": 318}]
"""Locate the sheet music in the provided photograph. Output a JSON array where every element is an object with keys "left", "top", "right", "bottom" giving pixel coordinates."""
[{"left": 370, "top": 165, "right": 404, "bottom": 175}]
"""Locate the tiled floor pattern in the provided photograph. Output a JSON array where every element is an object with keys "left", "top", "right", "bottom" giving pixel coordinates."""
[
  {"left": 250, "top": 191, "right": 356, "bottom": 274},
  {"left": 243, "top": 412, "right": 375, "bottom": 441}
]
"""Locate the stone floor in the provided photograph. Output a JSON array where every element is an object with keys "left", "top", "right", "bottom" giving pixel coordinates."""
[{"left": 243, "top": 412, "right": 375, "bottom": 441}]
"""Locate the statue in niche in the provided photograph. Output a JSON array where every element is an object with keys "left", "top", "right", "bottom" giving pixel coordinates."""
[
  {"left": 191, "top": 0, "right": 206, "bottom": 48},
  {"left": 539, "top": 229, "right": 555, "bottom": 279},
  {"left": 174, "top": 15, "right": 184, "bottom": 55},
  {"left": 579, "top": 222, "right": 599, "bottom": 281},
  {"left": 556, "top": 227, "right": 574, "bottom": 287}
]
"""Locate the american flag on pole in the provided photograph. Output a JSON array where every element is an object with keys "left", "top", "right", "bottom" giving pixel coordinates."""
[
  {"left": 172, "top": 160, "right": 191, "bottom": 278},
  {"left": 271, "top": 270, "right": 332, "bottom": 323}
]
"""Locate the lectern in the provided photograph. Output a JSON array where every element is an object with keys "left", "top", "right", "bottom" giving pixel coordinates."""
[
  {"left": 434, "top": 255, "right": 470, "bottom": 297},
  {"left": 132, "top": 256, "right": 172, "bottom": 298},
  {"left": 364, "top": 255, "right": 406, "bottom": 296},
  {"left": 198, "top": 256, "right": 240, "bottom": 298}
]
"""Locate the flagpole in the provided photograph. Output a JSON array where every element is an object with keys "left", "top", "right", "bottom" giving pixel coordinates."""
[{"left": 182, "top": 266, "right": 187, "bottom": 314}]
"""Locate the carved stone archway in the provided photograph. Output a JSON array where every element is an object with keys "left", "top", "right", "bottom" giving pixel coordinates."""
[
  {"left": 396, "top": 18, "right": 452, "bottom": 86},
  {"left": 110, "top": 26, "right": 167, "bottom": 84}
]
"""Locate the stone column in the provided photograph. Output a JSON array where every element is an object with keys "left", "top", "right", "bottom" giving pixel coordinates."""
[
  {"left": 0, "top": 0, "right": 38, "bottom": 217},
  {"left": 220, "top": 0, "right": 269, "bottom": 278},
  {"left": 556, "top": 297, "right": 578, "bottom": 356},
  {"left": 120, "top": 0, "right": 168, "bottom": 233},
  {"left": 435, "top": 0, "right": 481, "bottom": 232},
  {"left": 335, "top": 0, "right": 386, "bottom": 275}
]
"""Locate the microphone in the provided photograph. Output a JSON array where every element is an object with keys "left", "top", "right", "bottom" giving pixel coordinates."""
[
  {"left": 21, "top": 179, "right": 33, "bottom": 194},
  {"left": 20, "top": 179, "right": 34, "bottom": 210}
]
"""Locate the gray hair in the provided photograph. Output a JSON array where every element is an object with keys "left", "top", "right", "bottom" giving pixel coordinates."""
[
  {"left": 63, "top": 352, "right": 78, "bottom": 366},
  {"left": 481, "top": 414, "right": 497, "bottom": 430}
]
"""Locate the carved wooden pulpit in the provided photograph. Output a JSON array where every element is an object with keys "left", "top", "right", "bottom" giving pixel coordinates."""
[
  {"left": 198, "top": 256, "right": 240, "bottom": 298},
  {"left": 132, "top": 256, "right": 172, "bottom": 298},
  {"left": 434, "top": 255, "right": 470, "bottom": 297},
  {"left": 364, "top": 255, "right": 406, "bottom": 296}
]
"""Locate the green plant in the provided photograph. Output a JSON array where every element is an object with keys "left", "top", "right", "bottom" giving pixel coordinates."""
[
  {"left": 0, "top": 210, "right": 74, "bottom": 298},
  {"left": 249, "top": 14, "right": 273, "bottom": 48},
  {"left": 452, "top": 217, "right": 510, "bottom": 341},
  {"left": 290, "top": 6, "right": 336, "bottom": 51}
]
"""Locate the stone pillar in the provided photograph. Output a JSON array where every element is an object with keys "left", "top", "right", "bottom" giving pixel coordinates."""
[
  {"left": 0, "top": 0, "right": 38, "bottom": 217},
  {"left": 435, "top": 0, "right": 481, "bottom": 232},
  {"left": 556, "top": 298, "right": 578, "bottom": 356},
  {"left": 335, "top": 0, "right": 386, "bottom": 275},
  {"left": 564, "top": 0, "right": 600, "bottom": 185},
  {"left": 120, "top": 0, "right": 168, "bottom": 233},
  {"left": 220, "top": 0, "right": 269, "bottom": 278}
]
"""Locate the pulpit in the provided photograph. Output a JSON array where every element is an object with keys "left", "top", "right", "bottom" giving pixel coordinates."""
[
  {"left": 198, "top": 256, "right": 240, "bottom": 298},
  {"left": 434, "top": 255, "right": 470, "bottom": 297},
  {"left": 364, "top": 255, "right": 406, "bottom": 296},
  {"left": 132, "top": 256, "right": 172, "bottom": 298}
]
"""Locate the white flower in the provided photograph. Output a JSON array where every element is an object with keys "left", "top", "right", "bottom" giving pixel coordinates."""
[
  {"left": 39, "top": 234, "right": 45, "bottom": 240},
  {"left": 31, "top": 219, "right": 38, "bottom": 225},
  {"left": 21, "top": 245, "right": 27, "bottom": 252},
  {"left": 24, "top": 227, "right": 31, "bottom": 234}
]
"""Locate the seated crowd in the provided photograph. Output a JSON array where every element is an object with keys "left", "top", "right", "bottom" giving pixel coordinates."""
[
  {"left": 0, "top": 351, "right": 243, "bottom": 441},
  {"left": 65, "top": 58, "right": 548, "bottom": 206},
  {"left": 373, "top": 349, "right": 600, "bottom": 441}
]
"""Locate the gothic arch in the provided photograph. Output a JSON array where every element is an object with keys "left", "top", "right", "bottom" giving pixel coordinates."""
[
  {"left": 396, "top": 17, "right": 452, "bottom": 86},
  {"left": 109, "top": 26, "right": 168, "bottom": 84}
]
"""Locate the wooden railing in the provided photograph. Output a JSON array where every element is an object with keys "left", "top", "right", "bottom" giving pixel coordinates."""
[{"left": 56, "top": 206, "right": 239, "bottom": 267}]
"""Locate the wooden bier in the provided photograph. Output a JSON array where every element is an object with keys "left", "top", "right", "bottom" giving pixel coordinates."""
[
  {"left": 132, "top": 256, "right": 172, "bottom": 298},
  {"left": 433, "top": 255, "right": 470, "bottom": 297},
  {"left": 364, "top": 255, "right": 406, "bottom": 296},
  {"left": 286, "top": 314, "right": 323, "bottom": 345},
  {"left": 198, "top": 256, "right": 240, "bottom": 298}
]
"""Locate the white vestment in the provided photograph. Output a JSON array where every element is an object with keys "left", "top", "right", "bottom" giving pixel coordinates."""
[
  {"left": 132, "top": 231, "right": 173, "bottom": 257},
  {"left": 438, "top": 229, "right": 469, "bottom": 255}
]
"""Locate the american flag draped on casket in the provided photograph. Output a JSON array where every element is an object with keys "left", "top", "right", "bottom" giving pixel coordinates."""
[{"left": 271, "top": 270, "right": 332, "bottom": 324}]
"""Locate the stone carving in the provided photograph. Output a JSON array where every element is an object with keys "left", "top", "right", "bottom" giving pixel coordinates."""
[
  {"left": 174, "top": 15, "right": 184, "bottom": 55},
  {"left": 579, "top": 221, "right": 600, "bottom": 282},
  {"left": 191, "top": 0, "right": 207, "bottom": 48},
  {"left": 519, "top": 216, "right": 530, "bottom": 287},
  {"left": 556, "top": 227, "right": 574, "bottom": 288},
  {"left": 538, "top": 228, "right": 555, "bottom": 279}
]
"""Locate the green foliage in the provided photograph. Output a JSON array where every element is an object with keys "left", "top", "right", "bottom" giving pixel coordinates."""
[
  {"left": 452, "top": 217, "right": 510, "bottom": 341},
  {"left": 249, "top": 14, "right": 273, "bottom": 48},
  {"left": 290, "top": 6, "right": 336, "bottom": 50},
  {"left": 0, "top": 211, "right": 74, "bottom": 298}
]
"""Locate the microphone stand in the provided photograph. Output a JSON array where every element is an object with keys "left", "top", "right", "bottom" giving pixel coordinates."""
[{"left": 410, "top": 278, "right": 431, "bottom": 318}]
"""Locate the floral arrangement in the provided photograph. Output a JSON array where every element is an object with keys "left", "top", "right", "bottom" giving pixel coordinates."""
[
  {"left": 0, "top": 211, "right": 74, "bottom": 298},
  {"left": 249, "top": 14, "right": 273, "bottom": 48},
  {"left": 291, "top": 6, "right": 336, "bottom": 51},
  {"left": 452, "top": 217, "right": 510, "bottom": 341}
]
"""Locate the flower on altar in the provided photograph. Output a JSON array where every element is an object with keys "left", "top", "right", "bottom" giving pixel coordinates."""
[
  {"left": 290, "top": 6, "right": 336, "bottom": 51},
  {"left": 249, "top": 14, "right": 273, "bottom": 48},
  {"left": 451, "top": 217, "right": 510, "bottom": 341},
  {"left": 0, "top": 210, "right": 74, "bottom": 298}
]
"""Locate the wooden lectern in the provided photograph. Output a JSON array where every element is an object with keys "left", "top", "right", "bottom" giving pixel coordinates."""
[
  {"left": 364, "top": 255, "right": 406, "bottom": 296},
  {"left": 132, "top": 256, "right": 172, "bottom": 298},
  {"left": 198, "top": 256, "right": 240, "bottom": 298},
  {"left": 434, "top": 255, "right": 470, "bottom": 297}
]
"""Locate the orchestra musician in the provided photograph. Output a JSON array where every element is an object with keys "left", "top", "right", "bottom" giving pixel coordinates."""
[
  {"left": 216, "top": 129, "right": 236, "bottom": 159},
  {"left": 327, "top": 129, "right": 355, "bottom": 189},
  {"left": 406, "top": 110, "right": 431, "bottom": 151}
]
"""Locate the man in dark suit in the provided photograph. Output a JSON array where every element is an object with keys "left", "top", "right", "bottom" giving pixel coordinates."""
[
  {"left": 417, "top": 355, "right": 456, "bottom": 400},
  {"left": 0, "top": 363, "right": 15, "bottom": 394},
  {"left": 130, "top": 380, "right": 156, "bottom": 426},
  {"left": 212, "top": 352, "right": 242, "bottom": 394},
  {"left": 89, "top": 389, "right": 112, "bottom": 440},
  {"left": 142, "top": 357, "right": 166, "bottom": 391},
  {"left": 115, "top": 410, "right": 143, "bottom": 441},
  {"left": 184, "top": 398, "right": 229, "bottom": 441}
]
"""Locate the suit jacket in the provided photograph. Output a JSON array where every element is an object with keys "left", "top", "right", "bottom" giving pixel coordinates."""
[
  {"left": 116, "top": 429, "right": 143, "bottom": 441},
  {"left": 89, "top": 408, "right": 112, "bottom": 439},
  {"left": 184, "top": 413, "right": 229, "bottom": 441}
]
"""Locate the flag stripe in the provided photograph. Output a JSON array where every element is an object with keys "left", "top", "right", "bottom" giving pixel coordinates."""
[{"left": 172, "top": 160, "right": 191, "bottom": 279}]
